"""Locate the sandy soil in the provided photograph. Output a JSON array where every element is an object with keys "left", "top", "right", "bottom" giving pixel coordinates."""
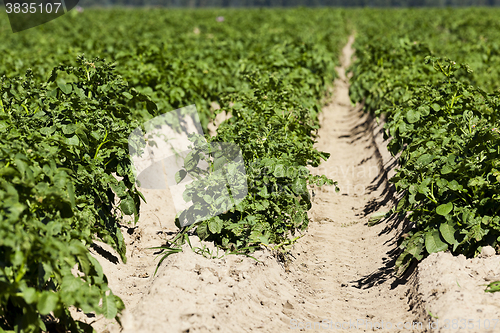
[{"left": 73, "top": 36, "right": 500, "bottom": 333}]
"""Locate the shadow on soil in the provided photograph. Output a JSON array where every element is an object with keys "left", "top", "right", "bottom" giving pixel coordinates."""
[{"left": 346, "top": 104, "right": 418, "bottom": 293}]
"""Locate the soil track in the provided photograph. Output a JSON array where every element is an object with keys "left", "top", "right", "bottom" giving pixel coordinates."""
[
  {"left": 288, "top": 34, "right": 414, "bottom": 331},
  {"left": 77, "top": 36, "right": 500, "bottom": 333}
]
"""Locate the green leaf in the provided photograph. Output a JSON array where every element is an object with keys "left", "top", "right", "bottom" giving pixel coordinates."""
[
  {"left": 416, "top": 154, "right": 434, "bottom": 165},
  {"left": 436, "top": 202, "right": 453, "bottom": 216},
  {"left": 231, "top": 102, "right": 243, "bottom": 110},
  {"left": 197, "top": 222, "right": 209, "bottom": 239},
  {"left": 184, "top": 151, "right": 199, "bottom": 171},
  {"left": 273, "top": 164, "right": 286, "bottom": 178},
  {"left": 419, "top": 105, "right": 430, "bottom": 117},
  {"left": 57, "top": 82, "right": 73, "bottom": 94},
  {"left": 40, "top": 126, "right": 56, "bottom": 136},
  {"left": 485, "top": 281, "right": 500, "bottom": 293},
  {"left": 407, "top": 237, "right": 425, "bottom": 261},
  {"left": 368, "top": 211, "right": 388, "bottom": 226},
  {"left": 88, "top": 256, "right": 104, "bottom": 281},
  {"left": 208, "top": 217, "right": 223, "bottom": 234},
  {"left": 62, "top": 124, "right": 77, "bottom": 135},
  {"left": 448, "top": 180, "right": 461, "bottom": 191},
  {"left": 102, "top": 294, "right": 118, "bottom": 319},
  {"left": 110, "top": 181, "right": 127, "bottom": 198},
  {"left": 23, "top": 287, "right": 37, "bottom": 304},
  {"left": 258, "top": 185, "right": 269, "bottom": 198},
  {"left": 439, "top": 222, "right": 458, "bottom": 245},
  {"left": 258, "top": 234, "right": 270, "bottom": 244},
  {"left": 406, "top": 109, "right": 420, "bottom": 124},
  {"left": 441, "top": 165, "right": 453, "bottom": 174},
  {"left": 425, "top": 229, "right": 448, "bottom": 254},
  {"left": 65, "top": 135, "right": 80, "bottom": 146},
  {"left": 175, "top": 169, "right": 187, "bottom": 184},
  {"left": 291, "top": 178, "right": 306, "bottom": 195},
  {"left": 214, "top": 156, "right": 228, "bottom": 171},
  {"left": 395, "top": 252, "right": 413, "bottom": 276},
  {"left": 37, "top": 292, "right": 59, "bottom": 315},
  {"left": 120, "top": 194, "right": 136, "bottom": 215},
  {"left": 61, "top": 275, "right": 82, "bottom": 294},
  {"left": 227, "top": 163, "right": 238, "bottom": 177},
  {"left": 203, "top": 194, "right": 213, "bottom": 204},
  {"left": 182, "top": 189, "right": 192, "bottom": 203}
]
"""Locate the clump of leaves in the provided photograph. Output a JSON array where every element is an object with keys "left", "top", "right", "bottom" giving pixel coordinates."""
[
  {"left": 154, "top": 71, "right": 339, "bottom": 271},
  {"left": 350, "top": 34, "right": 500, "bottom": 275},
  {"left": 0, "top": 56, "right": 157, "bottom": 332}
]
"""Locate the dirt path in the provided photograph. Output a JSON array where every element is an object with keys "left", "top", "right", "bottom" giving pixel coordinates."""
[
  {"left": 81, "top": 36, "right": 421, "bottom": 333},
  {"left": 286, "top": 34, "right": 415, "bottom": 331}
]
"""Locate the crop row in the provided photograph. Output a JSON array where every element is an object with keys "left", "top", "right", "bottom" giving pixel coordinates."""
[{"left": 348, "top": 8, "right": 500, "bottom": 273}]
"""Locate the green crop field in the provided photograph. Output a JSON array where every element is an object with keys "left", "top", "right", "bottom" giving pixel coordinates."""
[{"left": 1, "top": 7, "right": 500, "bottom": 332}]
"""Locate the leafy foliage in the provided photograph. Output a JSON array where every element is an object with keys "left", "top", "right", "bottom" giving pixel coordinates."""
[
  {"left": 182, "top": 72, "right": 339, "bottom": 251},
  {"left": 349, "top": 9, "right": 500, "bottom": 274},
  {"left": 0, "top": 57, "right": 157, "bottom": 331}
]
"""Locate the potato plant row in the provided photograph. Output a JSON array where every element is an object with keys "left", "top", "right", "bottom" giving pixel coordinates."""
[
  {"left": 348, "top": 8, "right": 500, "bottom": 274},
  {"left": 0, "top": 9, "right": 347, "bottom": 332}
]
